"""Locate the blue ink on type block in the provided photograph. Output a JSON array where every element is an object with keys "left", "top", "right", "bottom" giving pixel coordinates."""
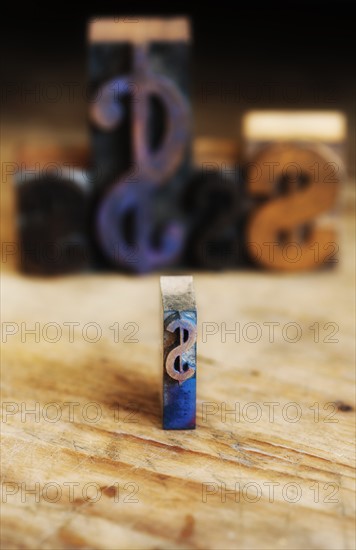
[{"left": 160, "top": 276, "right": 197, "bottom": 430}]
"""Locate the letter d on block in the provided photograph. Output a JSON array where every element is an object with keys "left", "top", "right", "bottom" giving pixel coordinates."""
[{"left": 160, "top": 276, "right": 197, "bottom": 430}]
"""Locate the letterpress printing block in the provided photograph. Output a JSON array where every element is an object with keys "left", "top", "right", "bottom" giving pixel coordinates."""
[
  {"left": 242, "top": 110, "right": 346, "bottom": 160},
  {"left": 160, "top": 276, "right": 197, "bottom": 430},
  {"left": 182, "top": 138, "right": 249, "bottom": 269},
  {"left": 88, "top": 18, "right": 192, "bottom": 272},
  {"left": 15, "top": 146, "right": 92, "bottom": 275},
  {"left": 242, "top": 111, "right": 346, "bottom": 270}
]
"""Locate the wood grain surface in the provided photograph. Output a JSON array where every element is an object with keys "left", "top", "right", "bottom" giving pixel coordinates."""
[{"left": 0, "top": 141, "right": 355, "bottom": 549}]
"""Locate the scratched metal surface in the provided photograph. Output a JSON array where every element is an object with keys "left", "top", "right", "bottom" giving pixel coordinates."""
[{"left": 160, "top": 275, "right": 196, "bottom": 311}]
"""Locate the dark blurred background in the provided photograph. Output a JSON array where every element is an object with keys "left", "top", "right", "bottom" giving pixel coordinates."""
[{"left": 1, "top": 0, "right": 355, "bottom": 173}]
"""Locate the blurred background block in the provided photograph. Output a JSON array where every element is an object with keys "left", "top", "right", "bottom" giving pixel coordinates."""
[
  {"left": 183, "top": 137, "right": 248, "bottom": 269},
  {"left": 89, "top": 17, "right": 191, "bottom": 272},
  {"left": 242, "top": 110, "right": 346, "bottom": 160},
  {"left": 14, "top": 145, "right": 92, "bottom": 275},
  {"left": 242, "top": 110, "right": 346, "bottom": 270}
]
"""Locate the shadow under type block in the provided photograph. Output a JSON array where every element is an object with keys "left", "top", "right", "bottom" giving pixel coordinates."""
[{"left": 160, "top": 276, "right": 197, "bottom": 430}]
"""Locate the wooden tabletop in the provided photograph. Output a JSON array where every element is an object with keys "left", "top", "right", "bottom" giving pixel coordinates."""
[{"left": 1, "top": 154, "right": 355, "bottom": 548}]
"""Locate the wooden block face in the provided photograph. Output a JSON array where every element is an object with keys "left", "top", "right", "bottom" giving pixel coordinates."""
[
  {"left": 242, "top": 111, "right": 346, "bottom": 271},
  {"left": 242, "top": 110, "right": 347, "bottom": 160},
  {"left": 88, "top": 17, "right": 190, "bottom": 44},
  {"left": 161, "top": 276, "right": 197, "bottom": 430},
  {"left": 245, "top": 143, "right": 342, "bottom": 271}
]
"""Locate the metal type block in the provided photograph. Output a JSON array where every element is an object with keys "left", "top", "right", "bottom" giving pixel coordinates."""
[{"left": 160, "top": 276, "right": 197, "bottom": 430}]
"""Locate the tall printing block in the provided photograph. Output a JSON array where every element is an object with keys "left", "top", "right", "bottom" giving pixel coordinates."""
[
  {"left": 160, "top": 276, "right": 197, "bottom": 430},
  {"left": 88, "top": 18, "right": 192, "bottom": 272}
]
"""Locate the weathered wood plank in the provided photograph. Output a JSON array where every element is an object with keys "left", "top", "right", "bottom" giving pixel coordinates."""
[{"left": 1, "top": 141, "right": 355, "bottom": 550}]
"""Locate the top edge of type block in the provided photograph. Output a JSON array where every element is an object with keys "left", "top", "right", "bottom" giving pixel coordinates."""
[
  {"left": 88, "top": 17, "right": 191, "bottom": 44},
  {"left": 160, "top": 276, "right": 196, "bottom": 312}
]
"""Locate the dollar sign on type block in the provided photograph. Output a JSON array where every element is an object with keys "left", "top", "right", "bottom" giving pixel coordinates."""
[
  {"left": 165, "top": 316, "right": 196, "bottom": 383},
  {"left": 246, "top": 144, "right": 342, "bottom": 271},
  {"left": 96, "top": 179, "right": 183, "bottom": 272},
  {"left": 161, "top": 276, "right": 197, "bottom": 430},
  {"left": 88, "top": 18, "right": 191, "bottom": 272}
]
